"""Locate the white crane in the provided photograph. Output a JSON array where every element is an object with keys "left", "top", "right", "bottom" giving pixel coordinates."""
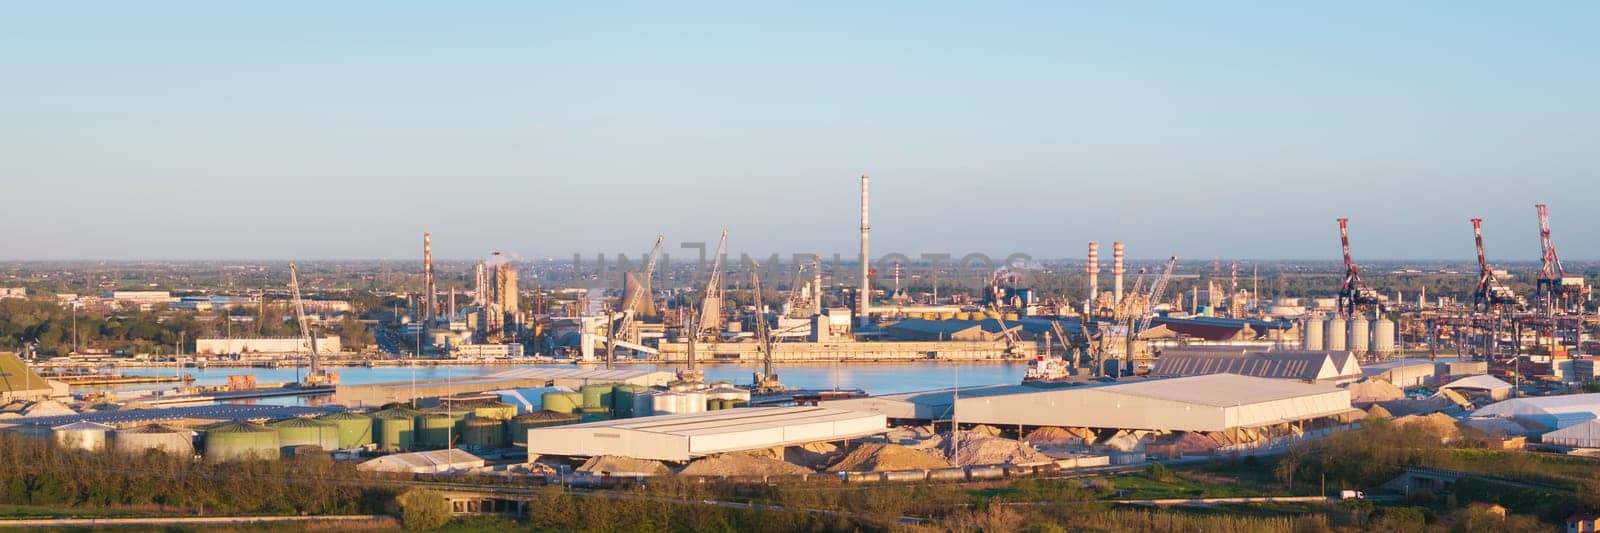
[
  {"left": 288, "top": 262, "right": 328, "bottom": 386},
  {"left": 610, "top": 234, "right": 663, "bottom": 360},
  {"left": 695, "top": 229, "right": 729, "bottom": 338}
]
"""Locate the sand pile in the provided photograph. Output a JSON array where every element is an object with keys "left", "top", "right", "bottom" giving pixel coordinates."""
[
  {"left": 1023, "top": 426, "right": 1090, "bottom": 448},
  {"left": 679, "top": 452, "right": 812, "bottom": 477},
  {"left": 827, "top": 443, "right": 953, "bottom": 472},
  {"left": 969, "top": 424, "right": 1002, "bottom": 437},
  {"left": 913, "top": 431, "right": 1053, "bottom": 467},
  {"left": 785, "top": 441, "right": 842, "bottom": 470},
  {"left": 576, "top": 455, "right": 670, "bottom": 476},
  {"left": 1346, "top": 379, "right": 1406, "bottom": 403},
  {"left": 1391, "top": 412, "right": 1463, "bottom": 441},
  {"left": 1366, "top": 404, "right": 1394, "bottom": 419}
]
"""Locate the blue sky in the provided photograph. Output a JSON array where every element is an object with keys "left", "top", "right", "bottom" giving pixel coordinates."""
[{"left": 1, "top": 2, "right": 1595, "bottom": 261}]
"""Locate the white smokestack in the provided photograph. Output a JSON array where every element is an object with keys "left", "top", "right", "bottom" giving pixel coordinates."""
[
  {"left": 859, "top": 174, "right": 870, "bottom": 327},
  {"left": 1087, "top": 242, "right": 1100, "bottom": 308},
  {"left": 1113, "top": 241, "right": 1125, "bottom": 305}
]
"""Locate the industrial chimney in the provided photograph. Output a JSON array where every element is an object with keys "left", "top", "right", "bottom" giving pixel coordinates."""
[
  {"left": 1086, "top": 242, "right": 1099, "bottom": 310},
  {"left": 858, "top": 174, "right": 870, "bottom": 327},
  {"left": 1113, "top": 241, "right": 1125, "bottom": 305},
  {"left": 423, "top": 232, "right": 436, "bottom": 325}
]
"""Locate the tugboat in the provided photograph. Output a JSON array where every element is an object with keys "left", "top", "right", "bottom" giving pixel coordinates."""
[{"left": 1022, "top": 354, "right": 1073, "bottom": 383}]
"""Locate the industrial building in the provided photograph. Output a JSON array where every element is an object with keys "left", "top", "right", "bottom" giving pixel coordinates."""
[
  {"left": 1541, "top": 419, "right": 1600, "bottom": 449},
  {"left": 1149, "top": 316, "right": 1297, "bottom": 343},
  {"left": 0, "top": 352, "right": 65, "bottom": 402},
  {"left": 358, "top": 449, "right": 485, "bottom": 474},
  {"left": 1440, "top": 375, "right": 1514, "bottom": 402},
  {"left": 827, "top": 374, "right": 1356, "bottom": 433},
  {"left": 523, "top": 406, "right": 888, "bottom": 462},
  {"left": 334, "top": 367, "right": 673, "bottom": 407},
  {"left": 882, "top": 319, "right": 1020, "bottom": 342},
  {"left": 1471, "top": 393, "right": 1600, "bottom": 430},
  {"left": 195, "top": 336, "right": 342, "bottom": 355},
  {"left": 1150, "top": 349, "right": 1364, "bottom": 383}
]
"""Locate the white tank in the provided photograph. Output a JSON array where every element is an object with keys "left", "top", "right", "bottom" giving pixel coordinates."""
[
  {"left": 1374, "top": 318, "right": 1397, "bottom": 355},
  {"left": 1302, "top": 318, "right": 1324, "bottom": 351},
  {"left": 651, "top": 393, "right": 680, "bottom": 415},
  {"left": 53, "top": 421, "right": 114, "bottom": 452},
  {"left": 1325, "top": 318, "right": 1347, "bottom": 351},
  {"left": 1348, "top": 318, "right": 1371, "bottom": 355},
  {"left": 682, "top": 391, "right": 707, "bottom": 414}
]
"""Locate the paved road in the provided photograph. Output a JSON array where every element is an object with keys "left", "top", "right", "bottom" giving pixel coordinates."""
[{"left": 0, "top": 515, "right": 395, "bottom": 528}]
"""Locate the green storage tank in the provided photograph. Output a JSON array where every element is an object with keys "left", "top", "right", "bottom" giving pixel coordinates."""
[
  {"left": 508, "top": 411, "right": 581, "bottom": 446},
  {"left": 461, "top": 418, "right": 506, "bottom": 449},
  {"left": 204, "top": 422, "right": 280, "bottom": 462},
  {"left": 578, "top": 406, "right": 611, "bottom": 423},
  {"left": 706, "top": 399, "right": 724, "bottom": 411},
  {"left": 580, "top": 384, "right": 612, "bottom": 410},
  {"left": 267, "top": 417, "right": 339, "bottom": 453},
  {"left": 316, "top": 411, "right": 374, "bottom": 449},
  {"left": 542, "top": 391, "right": 582, "bottom": 414},
  {"left": 415, "top": 413, "right": 456, "bottom": 449},
  {"left": 470, "top": 402, "right": 517, "bottom": 421},
  {"left": 372, "top": 408, "right": 417, "bottom": 451},
  {"left": 728, "top": 399, "right": 748, "bottom": 409},
  {"left": 611, "top": 384, "right": 648, "bottom": 418}
]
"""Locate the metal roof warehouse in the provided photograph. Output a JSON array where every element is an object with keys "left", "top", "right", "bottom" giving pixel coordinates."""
[
  {"left": 826, "top": 374, "right": 1355, "bottom": 433},
  {"left": 524, "top": 406, "right": 887, "bottom": 462}
]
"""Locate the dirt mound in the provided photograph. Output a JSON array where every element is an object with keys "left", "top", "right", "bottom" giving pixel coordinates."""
[
  {"left": 1347, "top": 379, "right": 1405, "bottom": 403},
  {"left": 679, "top": 452, "right": 812, "bottom": 477},
  {"left": 969, "top": 424, "right": 1002, "bottom": 437},
  {"left": 1366, "top": 404, "right": 1393, "bottom": 419},
  {"left": 1023, "top": 426, "right": 1086, "bottom": 447},
  {"left": 785, "top": 441, "right": 841, "bottom": 469},
  {"left": 827, "top": 443, "right": 953, "bottom": 472},
  {"left": 576, "top": 455, "right": 669, "bottom": 476},
  {"left": 913, "top": 431, "right": 1053, "bottom": 467},
  {"left": 1391, "top": 412, "right": 1463, "bottom": 441}
]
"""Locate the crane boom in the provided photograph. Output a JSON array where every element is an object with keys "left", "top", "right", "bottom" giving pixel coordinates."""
[
  {"left": 1135, "top": 256, "right": 1179, "bottom": 337},
  {"left": 612, "top": 234, "right": 663, "bottom": 354},
  {"left": 696, "top": 229, "right": 729, "bottom": 337},
  {"left": 749, "top": 260, "right": 784, "bottom": 392},
  {"left": 288, "top": 262, "right": 323, "bottom": 384},
  {"left": 1336, "top": 218, "right": 1381, "bottom": 316}
]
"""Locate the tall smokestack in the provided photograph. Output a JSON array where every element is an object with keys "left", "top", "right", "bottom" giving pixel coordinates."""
[
  {"left": 1230, "top": 262, "right": 1238, "bottom": 291},
  {"left": 1086, "top": 242, "right": 1100, "bottom": 307},
  {"left": 423, "top": 232, "right": 435, "bottom": 325},
  {"left": 859, "top": 174, "right": 870, "bottom": 327},
  {"left": 1113, "top": 241, "right": 1125, "bottom": 305}
]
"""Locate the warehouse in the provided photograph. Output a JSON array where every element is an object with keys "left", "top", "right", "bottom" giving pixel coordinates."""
[
  {"left": 821, "top": 384, "right": 1027, "bottom": 421},
  {"left": 358, "top": 449, "right": 485, "bottom": 474},
  {"left": 524, "top": 406, "right": 887, "bottom": 462},
  {"left": 830, "top": 374, "right": 1355, "bottom": 433},
  {"left": 881, "top": 319, "right": 1019, "bottom": 342},
  {"left": 1150, "top": 350, "right": 1363, "bottom": 383},
  {"left": 1440, "top": 375, "right": 1514, "bottom": 402},
  {"left": 335, "top": 367, "right": 673, "bottom": 407},
  {"left": 1541, "top": 419, "right": 1600, "bottom": 448},
  {"left": 1470, "top": 393, "right": 1600, "bottom": 430},
  {"left": 0, "top": 352, "right": 64, "bottom": 402}
]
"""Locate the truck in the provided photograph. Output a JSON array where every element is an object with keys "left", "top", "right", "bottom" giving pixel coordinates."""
[{"left": 1339, "top": 490, "right": 1366, "bottom": 500}]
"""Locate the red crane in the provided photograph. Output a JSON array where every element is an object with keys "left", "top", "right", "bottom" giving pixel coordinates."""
[
  {"left": 1336, "top": 218, "right": 1382, "bottom": 317},
  {"left": 1534, "top": 204, "right": 1591, "bottom": 313},
  {"left": 1470, "top": 218, "right": 1520, "bottom": 313}
]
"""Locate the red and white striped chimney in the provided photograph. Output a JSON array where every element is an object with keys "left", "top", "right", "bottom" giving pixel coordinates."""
[
  {"left": 1113, "top": 241, "right": 1125, "bottom": 305},
  {"left": 1086, "top": 242, "right": 1099, "bottom": 305}
]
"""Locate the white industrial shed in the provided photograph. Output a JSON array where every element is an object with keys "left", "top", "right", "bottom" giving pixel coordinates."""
[
  {"left": 524, "top": 406, "right": 887, "bottom": 462},
  {"left": 820, "top": 384, "right": 1023, "bottom": 420},
  {"left": 1441, "top": 375, "right": 1514, "bottom": 401},
  {"left": 1471, "top": 393, "right": 1600, "bottom": 430},
  {"left": 1542, "top": 419, "right": 1600, "bottom": 448},
  {"left": 1151, "top": 350, "right": 1363, "bottom": 383},
  {"left": 951, "top": 374, "right": 1355, "bottom": 432}
]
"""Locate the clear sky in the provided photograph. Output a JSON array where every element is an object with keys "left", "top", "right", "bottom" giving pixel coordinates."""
[{"left": 2, "top": 2, "right": 1595, "bottom": 261}]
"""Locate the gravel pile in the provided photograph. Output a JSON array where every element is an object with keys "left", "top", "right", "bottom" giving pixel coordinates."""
[
  {"left": 1023, "top": 426, "right": 1090, "bottom": 448},
  {"left": 827, "top": 443, "right": 953, "bottom": 472},
  {"left": 912, "top": 431, "right": 1054, "bottom": 467},
  {"left": 785, "top": 441, "right": 842, "bottom": 470},
  {"left": 678, "top": 452, "right": 812, "bottom": 477},
  {"left": 576, "top": 455, "right": 670, "bottom": 476},
  {"left": 1392, "top": 412, "right": 1463, "bottom": 441}
]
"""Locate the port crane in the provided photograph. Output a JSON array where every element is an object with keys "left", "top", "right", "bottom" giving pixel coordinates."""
[
  {"left": 695, "top": 229, "right": 729, "bottom": 339},
  {"left": 608, "top": 234, "right": 663, "bottom": 362},
  {"left": 1470, "top": 218, "right": 1521, "bottom": 313},
  {"left": 748, "top": 261, "right": 785, "bottom": 393},
  {"left": 1335, "top": 218, "right": 1382, "bottom": 317},
  {"left": 1533, "top": 204, "right": 1588, "bottom": 314},
  {"left": 1120, "top": 256, "right": 1178, "bottom": 375},
  {"left": 287, "top": 262, "right": 330, "bottom": 387}
]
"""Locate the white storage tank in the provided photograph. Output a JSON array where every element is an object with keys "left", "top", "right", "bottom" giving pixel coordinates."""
[
  {"left": 114, "top": 424, "right": 195, "bottom": 456},
  {"left": 681, "top": 391, "right": 707, "bottom": 414},
  {"left": 1325, "top": 317, "right": 1347, "bottom": 351},
  {"left": 1374, "top": 318, "right": 1397, "bottom": 355},
  {"left": 651, "top": 392, "right": 680, "bottom": 415},
  {"left": 1348, "top": 318, "right": 1371, "bottom": 355},
  {"left": 1302, "top": 317, "right": 1324, "bottom": 351},
  {"left": 53, "top": 421, "right": 114, "bottom": 452},
  {"left": 633, "top": 390, "right": 659, "bottom": 417}
]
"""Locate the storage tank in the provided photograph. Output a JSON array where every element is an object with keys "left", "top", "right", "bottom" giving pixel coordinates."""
[
  {"left": 1324, "top": 317, "right": 1347, "bottom": 351},
  {"left": 114, "top": 424, "right": 194, "bottom": 457},
  {"left": 612, "top": 384, "right": 648, "bottom": 418},
  {"left": 542, "top": 392, "right": 582, "bottom": 414},
  {"left": 651, "top": 392, "right": 679, "bottom": 415},
  {"left": 268, "top": 417, "right": 340, "bottom": 453},
  {"left": 578, "top": 406, "right": 611, "bottom": 423},
  {"left": 681, "top": 391, "right": 707, "bottom": 414},
  {"left": 316, "top": 411, "right": 374, "bottom": 449},
  {"left": 707, "top": 398, "right": 724, "bottom": 411},
  {"left": 728, "top": 399, "right": 748, "bottom": 409},
  {"left": 470, "top": 402, "right": 517, "bottom": 421},
  {"left": 415, "top": 412, "right": 456, "bottom": 449},
  {"left": 203, "top": 422, "right": 280, "bottom": 462},
  {"left": 580, "top": 384, "right": 612, "bottom": 410},
  {"left": 372, "top": 408, "right": 417, "bottom": 451},
  {"left": 509, "top": 411, "right": 581, "bottom": 446},
  {"left": 53, "top": 421, "right": 113, "bottom": 452},
  {"left": 1302, "top": 317, "right": 1324, "bottom": 351},
  {"left": 1374, "top": 318, "right": 1397, "bottom": 355},
  {"left": 461, "top": 418, "right": 507, "bottom": 449},
  {"left": 1347, "top": 318, "right": 1371, "bottom": 355},
  {"left": 632, "top": 390, "right": 659, "bottom": 417}
]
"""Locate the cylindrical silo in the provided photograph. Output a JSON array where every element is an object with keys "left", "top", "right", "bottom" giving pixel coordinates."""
[
  {"left": 114, "top": 424, "right": 194, "bottom": 457},
  {"left": 651, "top": 392, "right": 678, "bottom": 415},
  {"left": 578, "top": 406, "right": 611, "bottom": 423},
  {"left": 53, "top": 421, "right": 114, "bottom": 452},
  {"left": 612, "top": 384, "right": 648, "bottom": 418},
  {"left": 461, "top": 418, "right": 506, "bottom": 449},
  {"left": 470, "top": 402, "right": 517, "bottom": 421},
  {"left": 372, "top": 408, "right": 417, "bottom": 451},
  {"left": 542, "top": 392, "right": 582, "bottom": 414},
  {"left": 1302, "top": 317, "right": 1324, "bottom": 351},
  {"left": 509, "top": 411, "right": 580, "bottom": 446},
  {"left": 415, "top": 413, "right": 456, "bottom": 449},
  {"left": 580, "top": 384, "right": 612, "bottom": 410},
  {"left": 682, "top": 391, "right": 707, "bottom": 414},
  {"left": 1325, "top": 317, "right": 1347, "bottom": 351},
  {"left": 1374, "top": 318, "right": 1397, "bottom": 356},
  {"left": 1348, "top": 318, "right": 1371, "bottom": 355},
  {"left": 316, "top": 411, "right": 374, "bottom": 449},
  {"left": 203, "top": 422, "right": 280, "bottom": 462},
  {"left": 268, "top": 417, "right": 340, "bottom": 453}
]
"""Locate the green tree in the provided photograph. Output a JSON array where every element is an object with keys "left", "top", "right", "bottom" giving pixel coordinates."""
[{"left": 395, "top": 489, "right": 450, "bottom": 531}]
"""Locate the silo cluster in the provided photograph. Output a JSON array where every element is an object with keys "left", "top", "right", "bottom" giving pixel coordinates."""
[{"left": 1309, "top": 315, "right": 1399, "bottom": 357}]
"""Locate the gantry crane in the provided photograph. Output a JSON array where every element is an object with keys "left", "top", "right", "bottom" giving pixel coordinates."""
[
  {"left": 1470, "top": 218, "right": 1521, "bottom": 313},
  {"left": 1121, "top": 256, "right": 1178, "bottom": 375},
  {"left": 1533, "top": 204, "right": 1589, "bottom": 314},
  {"left": 1336, "top": 218, "right": 1382, "bottom": 317},
  {"left": 288, "top": 262, "right": 329, "bottom": 386},
  {"left": 609, "top": 234, "right": 663, "bottom": 362}
]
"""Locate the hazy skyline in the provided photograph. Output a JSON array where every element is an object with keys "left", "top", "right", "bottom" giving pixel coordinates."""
[{"left": 2, "top": 3, "right": 1596, "bottom": 261}]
